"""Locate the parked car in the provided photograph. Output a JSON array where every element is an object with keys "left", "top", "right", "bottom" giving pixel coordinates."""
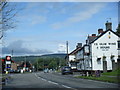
[
  {"left": 44, "top": 68, "right": 49, "bottom": 73},
  {"left": 9, "top": 69, "right": 14, "bottom": 73},
  {"left": 61, "top": 66, "right": 73, "bottom": 75},
  {"left": 14, "top": 69, "right": 20, "bottom": 73}
]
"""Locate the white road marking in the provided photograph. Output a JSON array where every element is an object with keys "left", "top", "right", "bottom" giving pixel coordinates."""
[
  {"left": 35, "top": 73, "right": 37, "bottom": 77},
  {"left": 41, "top": 78, "right": 47, "bottom": 81},
  {"left": 61, "top": 85, "right": 77, "bottom": 90},
  {"left": 62, "top": 85, "right": 72, "bottom": 88},
  {"left": 47, "top": 81, "right": 58, "bottom": 85},
  {"left": 35, "top": 73, "right": 77, "bottom": 90}
]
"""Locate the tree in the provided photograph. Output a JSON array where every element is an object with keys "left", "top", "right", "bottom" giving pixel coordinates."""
[
  {"left": 0, "top": 0, "right": 22, "bottom": 39},
  {"left": 33, "top": 57, "right": 66, "bottom": 71},
  {"left": 49, "top": 60, "right": 57, "bottom": 69},
  {"left": 116, "top": 23, "right": 120, "bottom": 35}
]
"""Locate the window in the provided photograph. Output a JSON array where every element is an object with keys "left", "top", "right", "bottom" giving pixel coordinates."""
[
  {"left": 118, "top": 41, "right": 120, "bottom": 49},
  {"left": 97, "top": 47, "right": 98, "bottom": 49},
  {"left": 97, "top": 58, "right": 101, "bottom": 64}
]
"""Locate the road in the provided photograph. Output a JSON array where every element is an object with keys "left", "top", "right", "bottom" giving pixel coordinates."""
[{"left": 2, "top": 71, "right": 119, "bottom": 89}]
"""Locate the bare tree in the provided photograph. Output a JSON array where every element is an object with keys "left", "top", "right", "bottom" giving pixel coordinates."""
[{"left": 0, "top": 0, "right": 21, "bottom": 39}]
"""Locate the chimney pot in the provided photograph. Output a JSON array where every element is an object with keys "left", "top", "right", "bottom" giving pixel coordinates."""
[
  {"left": 76, "top": 43, "right": 82, "bottom": 48},
  {"left": 98, "top": 29, "right": 104, "bottom": 34},
  {"left": 92, "top": 34, "right": 96, "bottom": 36},
  {"left": 105, "top": 21, "right": 112, "bottom": 30}
]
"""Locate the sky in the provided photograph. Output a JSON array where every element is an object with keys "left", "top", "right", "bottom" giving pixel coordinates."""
[{"left": 1, "top": 1, "right": 119, "bottom": 56}]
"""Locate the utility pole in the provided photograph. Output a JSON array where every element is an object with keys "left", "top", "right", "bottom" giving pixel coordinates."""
[
  {"left": 37, "top": 59, "right": 38, "bottom": 72},
  {"left": 24, "top": 56, "right": 27, "bottom": 72},
  {"left": 11, "top": 50, "right": 13, "bottom": 57},
  {"left": 66, "top": 41, "right": 69, "bottom": 66}
]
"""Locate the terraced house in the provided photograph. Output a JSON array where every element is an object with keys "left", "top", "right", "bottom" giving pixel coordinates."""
[{"left": 69, "top": 21, "right": 120, "bottom": 74}]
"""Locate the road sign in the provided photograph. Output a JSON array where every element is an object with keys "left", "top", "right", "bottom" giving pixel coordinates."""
[
  {"left": 6, "top": 56, "right": 11, "bottom": 61},
  {"left": 6, "top": 64, "right": 11, "bottom": 68},
  {"left": 6, "top": 61, "right": 11, "bottom": 64}
]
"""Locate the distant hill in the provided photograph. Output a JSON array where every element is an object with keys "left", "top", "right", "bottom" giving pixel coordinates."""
[{"left": 11, "top": 53, "right": 67, "bottom": 63}]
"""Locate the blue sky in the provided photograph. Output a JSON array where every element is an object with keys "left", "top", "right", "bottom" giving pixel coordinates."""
[{"left": 2, "top": 2, "right": 118, "bottom": 56}]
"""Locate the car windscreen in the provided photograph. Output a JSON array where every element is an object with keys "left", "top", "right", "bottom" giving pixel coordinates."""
[{"left": 64, "top": 67, "right": 71, "bottom": 71}]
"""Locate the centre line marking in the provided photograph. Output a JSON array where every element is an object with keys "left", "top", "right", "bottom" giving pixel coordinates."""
[
  {"left": 62, "top": 85, "right": 72, "bottom": 88},
  {"left": 48, "top": 81, "right": 58, "bottom": 85}
]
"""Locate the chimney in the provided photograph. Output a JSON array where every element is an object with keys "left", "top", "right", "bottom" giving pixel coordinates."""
[
  {"left": 76, "top": 43, "right": 82, "bottom": 48},
  {"left": 92, "top": 34, "right": 96, "bottom": 37},
  {"left": 98, "top": 29, "right": 104, "bottom": 34},
  {"left": 105, "top": 21, "right": 112, "bottom": 30}
]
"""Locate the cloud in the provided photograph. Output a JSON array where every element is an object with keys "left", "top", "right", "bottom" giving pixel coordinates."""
[
  {"left": 2, "top": 40, "right": 53, "bottom": 56},
  {"left": 58, "top": 44, "right": 66, "bottom": 53},
  {"left": 51, "top": 3, "right": 106, "bottom": 29},
  {"left": 31, "top": 15, "right": 47, "bottom": 25},
  {"left": 57, "top": 43, "right": 70, "bottom": 53}
]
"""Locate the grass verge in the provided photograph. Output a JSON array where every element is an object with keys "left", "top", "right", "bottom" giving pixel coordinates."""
[
  {"left": 75, "top": 69, "right": 120, "bottom": 83},
  {"left": 101, "top": 69, "right": 120, "bottom": 76},
  {"left": 75, "top": 75, "right": 119, "bottom": 83}
]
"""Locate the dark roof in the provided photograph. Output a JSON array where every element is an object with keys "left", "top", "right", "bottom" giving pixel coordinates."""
[
  {"left": 68, "top": 44, "right": 88, "bottom": 55},
  {"left": 69, "top": 47, "right": 81, "bottom": 55},
  {"left": 87, "top": 36, "right": 97, "bottom": 44},
  {"left": 90, "top": 29, "right": 120, "bottom": 44}
]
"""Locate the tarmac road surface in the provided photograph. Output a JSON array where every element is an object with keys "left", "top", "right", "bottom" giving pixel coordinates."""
[{"left": 2, "top": 71, "right": 119, "bottom": 89}]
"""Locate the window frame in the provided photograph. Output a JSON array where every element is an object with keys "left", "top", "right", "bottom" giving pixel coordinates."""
[{"left": 118, "top": 40, "right": 120, "bottom": 49}]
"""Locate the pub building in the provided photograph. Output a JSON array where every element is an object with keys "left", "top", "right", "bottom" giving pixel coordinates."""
[{"left": 68, "top": 21, "right": 120, "bottom": 74}]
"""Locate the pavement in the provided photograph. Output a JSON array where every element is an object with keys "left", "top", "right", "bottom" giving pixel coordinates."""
[{"left": 2, "top": 71, "right": 119, "bottom": 89}]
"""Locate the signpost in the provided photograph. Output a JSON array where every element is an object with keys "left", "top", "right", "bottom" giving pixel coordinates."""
[
  {"left": 6, "top": 56, "right": 11, "bottom": 61},
  {"left": 5, "top": 56, "right": 12, "bottom": 74}
]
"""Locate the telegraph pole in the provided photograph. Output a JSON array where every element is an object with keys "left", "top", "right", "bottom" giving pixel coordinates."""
[
  {"left": 36, "top": 57, "right": 38, "bottom": 72},
  {"left": 24, "top": 56, "right": 27, "bottom": 72},
  {"left": 11, "top": 50, "right": 13, "bottom": 57},
  {"left": 66, "top": 41, "right": 69, "bottom": 66}
]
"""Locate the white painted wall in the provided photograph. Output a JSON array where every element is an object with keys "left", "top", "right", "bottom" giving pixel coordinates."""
[
  {"left": 92, "top": 31, "right": 119, "bottom": 70},
  {"left": 69, "top": 55, "right": 75, "bottom": 61},
  {"left": 76, "top": 50, "right": 83, "bottom": 60}
]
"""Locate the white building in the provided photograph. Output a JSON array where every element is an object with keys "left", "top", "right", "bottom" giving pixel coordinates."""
[
  {"left": 68, "top": 43, "right": 82, "bottom": 69},
  {"left": 75, "top": 21, "right": 120, "bottom": 72}
]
